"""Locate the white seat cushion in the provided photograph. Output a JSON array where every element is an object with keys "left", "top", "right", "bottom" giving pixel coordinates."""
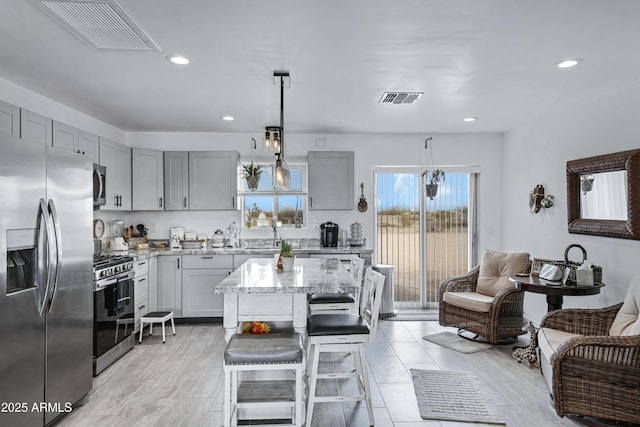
[
  {"left": 443, "top": 291, "right": 494, "bottom": 313},
  {"left": 538, "top": 327, "right": 581, "bottom": 364},
  {"left": 609, "top": 275, "right": 640, "bottom": 336}
]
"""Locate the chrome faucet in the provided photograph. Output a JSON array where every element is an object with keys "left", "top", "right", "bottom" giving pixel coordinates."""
[{"left": 272, "top": 216, "right": 281, "bottom": 247}]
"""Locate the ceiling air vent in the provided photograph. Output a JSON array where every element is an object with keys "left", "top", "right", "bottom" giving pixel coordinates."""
[
  {"left": 37, "top": 0, "right": 160, "bottom": 51},
  {"left": 378, "top": 92, "right": 423, "bottom": 105}
]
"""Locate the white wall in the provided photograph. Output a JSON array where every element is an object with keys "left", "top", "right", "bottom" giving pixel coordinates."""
[
  {"left": 502, "top": 80, "right": 640, "bottom": 323},
  {"left": 0, "top": 76, "right": 125, "bottom": 143},
  {"left": 124, "top": 132, "right": 504, "bottom": 259}
]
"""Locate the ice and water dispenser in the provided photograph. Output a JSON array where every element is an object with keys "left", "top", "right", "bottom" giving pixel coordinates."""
[{"left": 6, "top": 229, "right": 40, "bottom": 295}]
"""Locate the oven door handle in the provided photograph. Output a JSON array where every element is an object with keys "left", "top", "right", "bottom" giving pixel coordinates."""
[
  {"left": 117, "top": 297, "right": 130, "bottom": 303},
  {"left": 95, "top": 271, "right": 133, "bottom": 289}
]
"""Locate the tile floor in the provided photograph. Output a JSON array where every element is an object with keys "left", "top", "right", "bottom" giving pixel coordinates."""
[{"left": 56, "top": 321, "right": 592, "bottom": 427}]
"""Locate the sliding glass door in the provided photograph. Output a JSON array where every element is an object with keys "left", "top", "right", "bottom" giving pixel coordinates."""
[{"left": 375, "top": 168, "right": 476, "bottom": 308}]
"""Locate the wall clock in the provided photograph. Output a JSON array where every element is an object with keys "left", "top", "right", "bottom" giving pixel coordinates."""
[{"left": 93, "top": 219, "right": 105, "bottom": 239}]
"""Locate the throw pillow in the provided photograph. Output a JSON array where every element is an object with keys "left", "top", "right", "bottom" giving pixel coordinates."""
[{"left": 476, "top": 249, "right": 530, "bottom": 296}]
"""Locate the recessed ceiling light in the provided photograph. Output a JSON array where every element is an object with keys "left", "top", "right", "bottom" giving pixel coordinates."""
[
  {"left": 166, "top": 55, "right": 189, "bottom": 65},
  {"left": 556, "top": 58, "right": 583, "bottom": 69},
  {"left": 463, "top": 117, "right": 477, "bottom": 122},
  {"left": 221, "top": 116, "right": 234, "bottom": 121}
]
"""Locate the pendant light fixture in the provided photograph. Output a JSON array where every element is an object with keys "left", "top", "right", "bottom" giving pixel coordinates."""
[{"left": 272, "top": 71, "right": 290, "bottom": 190}]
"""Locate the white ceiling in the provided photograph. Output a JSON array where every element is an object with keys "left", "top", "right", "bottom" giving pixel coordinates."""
[{"left": 1, "top": 0, "right": 639, "bottom": 134}]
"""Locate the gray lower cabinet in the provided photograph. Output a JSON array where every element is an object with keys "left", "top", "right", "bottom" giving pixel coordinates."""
[
  {"left": 133, "top": 259, "right": 150, "bottom": 333},
  {"left": 133, "top": 148, "right": 164, "bottom": 210},
  {"left": 308, "top": 151, "right": 354, "bottom": 210},
  {"left": 148, "top": 256, "right": 158, "bottom": 312},
  {"left": 0, "top": 101, "right": 19, "bottom": 137},
  {"left": 157, "top": 255, "right": 182, "bottom": 317},
  {"left": 182, "top": 255, "right": 233, "bottom": 317},
  {"left": 20, "top": 109, "right": 52, "bottom": 145}
]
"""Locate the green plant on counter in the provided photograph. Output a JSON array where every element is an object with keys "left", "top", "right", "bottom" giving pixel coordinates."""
[{"left": 280, "top": 239, "right": 294, "bottom": 257}]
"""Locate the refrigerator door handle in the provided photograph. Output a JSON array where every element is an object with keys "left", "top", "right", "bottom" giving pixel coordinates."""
[
  {"left": 47, "top": 199, "right": 62, "bottom": 313},
  {"left": 38, "top": 198, "right": 55, "bottom": 317}
]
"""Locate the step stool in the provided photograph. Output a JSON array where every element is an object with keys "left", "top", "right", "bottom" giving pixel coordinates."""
[{"left": 139, "top": 311, "right": 175, "bottom": 343}]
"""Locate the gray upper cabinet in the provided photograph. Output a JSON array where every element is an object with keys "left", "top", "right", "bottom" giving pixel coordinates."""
[
  {"left": 164, "top": 151, "right": 239, "bottom": 211},
  {"left": 52, "top": 121, "right": 78, "bottom": 152},
  {"left": 132, "top": 148, "right": 164, "bottom": 210},
  {"left": 189, "top": 151, "right": 238, "bottom": 210},
  {"left": 20, "top": 109, "right": 52, "bottom": 146},
  {"left": 78, "top": 130, "right": 99, "bottom": 164},
  {"left": 164, "top": 151, "right": 189, "bottom": 211},
  {"left": 99, "top": 138, "right": 131, "bottom": 210},
  {"left": 308, "top": 151, "right": 354, "bottom": 210},
  {"left": 52, "top": 122, "right": 99, "bottom": 163},
  {"left": 0, "top": 101, "right": 19, "bottom": 137}
]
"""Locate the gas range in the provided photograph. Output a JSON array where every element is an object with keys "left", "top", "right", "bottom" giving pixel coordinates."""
[{"left": 93, "top": 254, "right": 134, "bottom": 285}]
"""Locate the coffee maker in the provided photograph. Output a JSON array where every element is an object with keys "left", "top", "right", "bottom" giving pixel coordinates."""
[{"left": 320, "top": 222, "right": 339, "bottom": 247}]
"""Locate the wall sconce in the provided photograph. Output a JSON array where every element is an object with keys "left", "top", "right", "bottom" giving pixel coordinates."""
[{"left": 529, "top": 184, "right": 554, "bottom": 213}]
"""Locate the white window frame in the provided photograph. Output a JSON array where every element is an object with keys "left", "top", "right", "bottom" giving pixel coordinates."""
[{"left": 239, "top": 162, "right": 308, "bottom": 229}]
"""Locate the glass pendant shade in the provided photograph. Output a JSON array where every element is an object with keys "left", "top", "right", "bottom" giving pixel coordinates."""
[
  {"left": 264, "top": 127, "right": 281, "bottom": 152},
  {"left": 273, "top": 156, "right": 290, "bottom": 191}
]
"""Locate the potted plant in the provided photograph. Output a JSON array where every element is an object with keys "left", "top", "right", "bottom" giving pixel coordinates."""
[
  {"left": 421, "top": 169, "right": 445, "bottom": 200},
  {"left": 243, "top": 161, "right": 264, "bottom": 191},
  {"left": 279, "top": 239, "right": 295, "bottom": 271},
  {"left": 245, "top": 202, "right": 260, "bottom": 228}
]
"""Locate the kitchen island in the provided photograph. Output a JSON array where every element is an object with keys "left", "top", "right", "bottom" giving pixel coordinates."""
[{"left": 214, "top": 258, "right": 359, "bottom": 342}]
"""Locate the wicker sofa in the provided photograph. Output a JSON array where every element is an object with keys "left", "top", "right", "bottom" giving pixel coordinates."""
[
  {"left": 438, "top": 250, "right": 530, "bottom": 344},
  {"left": 538, "top": 276, "right": 640, "bottom": 424}
]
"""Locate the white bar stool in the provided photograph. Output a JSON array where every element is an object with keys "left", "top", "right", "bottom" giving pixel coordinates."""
[
  {"left": 139, "top": 311, "right": 175, "bottom": 343},
  {"left": 223, "top": 332, "right": 304, "bottom": 427}
]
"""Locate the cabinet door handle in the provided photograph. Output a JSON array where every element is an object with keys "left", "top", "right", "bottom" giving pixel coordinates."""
[
  {"left": 183, "top": 197, "right": 187, "bottom": 208},
  {"left": 232, "top": 196, "right": 235, "bottom": 208},
  {"left": 138, "top": 277, "right": 146, "bottom": 282},
  {"left": 310, "top": 196, "right": 313, "bottom": 207},
  {"left": 138, "top": 305, "right": 146, "bottom": 310},
  {"left": 201, "top": 256, "right": 213, "bottom": 259},
  {"left": 177, "top": 258, "right": 180, "bottom": 269},
  {"left": 114, "top": 195, "right": 119, "bottom": 206},
  {"left": 159, "top": 197, "right": 163, "bottom": 208}
]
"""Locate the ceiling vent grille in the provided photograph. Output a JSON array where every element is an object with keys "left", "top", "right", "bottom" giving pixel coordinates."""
[
  {"left": 379, "top": 92, "right": 423, "bottom": 105},
  {"left": 37, "top": 0, "right": 160, "bottom": 51}
]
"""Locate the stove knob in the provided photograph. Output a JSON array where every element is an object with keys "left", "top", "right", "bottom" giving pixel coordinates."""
[{"left": 114, "top": 266, "right": 121, "bottom": 273}]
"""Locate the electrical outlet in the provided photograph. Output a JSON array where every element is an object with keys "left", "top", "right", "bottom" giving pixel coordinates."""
[
  {"left": 150, "top": 223, "right": 157, "bottom": 233},
  {"left": 313, "top": 224, "right": 320, "bottom": 230}
]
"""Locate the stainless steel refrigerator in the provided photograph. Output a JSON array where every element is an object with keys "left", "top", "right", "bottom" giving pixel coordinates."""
[{"left": 0, "top": 133, "right": 93, "bottom": 426}]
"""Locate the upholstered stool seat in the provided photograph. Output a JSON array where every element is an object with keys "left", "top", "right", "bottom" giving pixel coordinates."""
[
  {"left": 308, "top": 256, "right": 365, "bottom": 315},
  {"left": 307, "top": 313, "right": 369, "bottom": 336},
  {"left": 139, "top": 311, "right": 175, "bottom": 344},
  {"left": 223, "top": 332, "right": 304, "bottom": 427}
]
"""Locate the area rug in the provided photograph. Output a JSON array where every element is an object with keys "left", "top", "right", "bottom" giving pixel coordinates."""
[
  {"left": 422, "top": 331, "right": 492, "bottom": 353},
  {"left": 410, "top": 369, "right": 506, "bottom": 425},
  {"left": 383, "top": 308, "right": 439, "bottom": 321}
]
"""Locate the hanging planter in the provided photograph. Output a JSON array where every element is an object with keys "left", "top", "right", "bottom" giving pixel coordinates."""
[
  {"left": 421, "top": 137, "right": 445, "bottom": 201},
  {"left": 421, "top": 169, "right": 445, "bottom": 200},
  {"left": 242, "top": 161, "right": 264, "bottom": 191}
]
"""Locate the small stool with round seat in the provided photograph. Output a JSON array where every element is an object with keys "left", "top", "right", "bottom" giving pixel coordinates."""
[{"left": 138, "top": 311, "right": 175, "bottom": 343}]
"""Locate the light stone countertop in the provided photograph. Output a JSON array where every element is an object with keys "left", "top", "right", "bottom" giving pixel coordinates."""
[
  {"left": 214, "top": 258, "right": 359, "bottom": 295},
  {"left": 114, "top": 245, "right": 372, "bottom": 261}
]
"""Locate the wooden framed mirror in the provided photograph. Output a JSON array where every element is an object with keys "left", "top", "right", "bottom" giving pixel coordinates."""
[{"left": 567, "top": 149, "right": 640, "bottom": 239}]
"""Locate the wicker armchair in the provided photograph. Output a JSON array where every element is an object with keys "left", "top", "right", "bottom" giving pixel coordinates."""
[
  {"left": 538, "top": 281, "right": 640, "bottom": 424},
  {"left": 438, "top": 250, "right": 530, "bottom": 344}
]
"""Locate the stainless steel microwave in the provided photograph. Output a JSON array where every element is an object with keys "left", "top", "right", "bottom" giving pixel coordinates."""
[{"left": 93, "top": 164, "right": 106, "bottom": 208}]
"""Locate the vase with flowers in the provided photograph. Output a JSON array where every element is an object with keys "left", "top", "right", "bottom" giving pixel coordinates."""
[{"left": 245, "top": 202, "right": 260, "bottom": 228}]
